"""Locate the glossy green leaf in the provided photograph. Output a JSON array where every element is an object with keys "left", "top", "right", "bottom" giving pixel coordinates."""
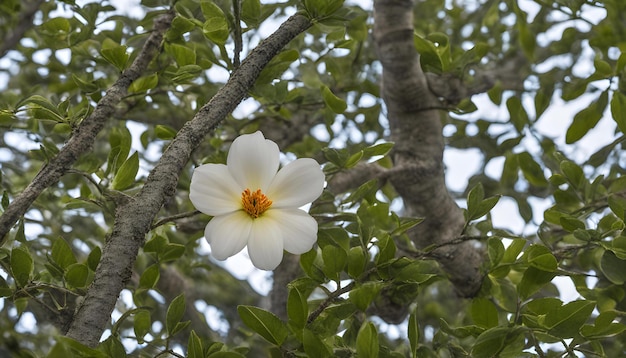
[
  {"left": 99, "top": 336, "right": 127, "bottom": 358},
  {"left": 414, "top": 33, "right": 442, "bottom": 73},
  {"left": 187, "top": 330, "right": 204, "bottom": 358},
  {"left": 238, "top": 305, "right": 288, "bottom": 346},
  {"left": 112, "top": 151, "right": 139, "bottom": 190},
  {"left": 600, "top": 250, "right": 626, "bottom": 285},
  {"left": 134, "top": 309, "right": 151, "bottom": 343},
  {"left": 166, "top": 294, "right": 187, "bottom": 336},
  {"left": 408, "top": 308, "right": 419, "bottom": 358},
  {"left": 287, "top": 285, "right": 308, "bottom": 329},
  {"left": 611, "top": 91, "right": 626, "bottom": 134},
  {"left": 518, "top": 152, "right": 548, "bottom": 187},
  {"left": 471, "top": 298, "right": 499, "bottom": 329},
  {"left": 580, "top": 311, "right": 626, "bottom": 339},
  {"left": 11, "top": 247, "right": 33, "bottom": 288},
  {"left": 100, "top": 44, "right": 129, "bottom": 71},
  {"left": 201, "top": 1, "right": 229, "bottom": 45},
  {"left": 129, "top": 74, "right": 159, "bottom": 93},
  {"left": 471, "top": 326, "right": 522, "bottom": 358},
  {"left": 155, "top": 125, "right": 178, "bottom": 140},
  {"left": 506, "top": 96, "right": 529, "bottom": 132},
  {"left": 65, "top": 263, "right": 89, "bottom": 288},
  {"left": 350, "top": 282, "right": 382, "bottom": 311},
  {"left": 87, "top": 246, "right": 102, "bottom": 271},
  {"left": 241, "top": 0, "right": 261, "bottom": 26},
  {"left": 356, "top": 322, "right": 379, "bottom": 358},
  {"left": 139, "top": 264, "right": 160, "bottom": 289},
  {"left": 166, "top": 43, "right": 196, "bottom": 67},
  {"left": 565, "top": 91, "right": 608, "bottom": 144},
  {"left": 347, "top": 247, "right": 366, "bottom": 278},
  {"left": 545, "top": 300, "right": 595, "bottom": 338},
  {"left": 302, "top": 328, "right": 333, "bottom": 357},
  {"left": 321, "top": 85, "right": 347, "bottom": 114},
  {"left": 51, "top": 238, "right": 77, "bottom": 269},
  {"left": 518, "top": 266, "right": 556, "bottom": 299}
]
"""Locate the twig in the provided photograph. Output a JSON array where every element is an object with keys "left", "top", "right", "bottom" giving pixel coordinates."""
[
  {"left": 232, "top": 0, "right": 242, "bottom": 68},
  {"left": 151, "top": 210, "right": 201, "bottom": 229}
]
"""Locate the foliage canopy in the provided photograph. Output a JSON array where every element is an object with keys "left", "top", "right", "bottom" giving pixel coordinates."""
[{"left": 1, "top": 0, "right": 626, "bottom": 357}]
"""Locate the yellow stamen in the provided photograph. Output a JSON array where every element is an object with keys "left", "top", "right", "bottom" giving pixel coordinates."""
[{"left": 241, "top": 188, "right": 272, "bottom": 218}]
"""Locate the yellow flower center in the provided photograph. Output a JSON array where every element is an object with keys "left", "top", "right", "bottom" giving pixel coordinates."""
[{"left": 241, "top": 188, "right": 272, "bottom": 218}]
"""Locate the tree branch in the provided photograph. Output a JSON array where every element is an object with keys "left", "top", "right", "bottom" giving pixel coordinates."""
[
  {"left": 0, "top": 11, "right": 176, "bottom": 245},
  {"left": 65, "top": 13, "right": 312, "bottom": 347},
  {"left": 373, "top": 0, "right": 483, "bottom": 298}
]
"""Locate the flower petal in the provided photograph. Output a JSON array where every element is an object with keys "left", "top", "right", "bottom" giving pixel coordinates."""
[
  {"left": 265, "top": 208, "right": 318, "bottom": 254},
  {"left": 227, "top": 131, "right": 279, "bottom": 190},
  {"left": 204, "top": 211, "right": 252, "bottom": 260},
  {"left": 190, "top": 164, "right": 243, "bottom": 216},
  {"left": 266, "top": 158, "right": 324, "bottom": 208},
  {"left": 247, "top": 218, "right": 284, "bottom": 270}
]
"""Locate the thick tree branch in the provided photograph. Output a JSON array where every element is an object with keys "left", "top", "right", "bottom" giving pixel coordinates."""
[
  {"left": 0, "top": 0, "right": 45, "bottom": 60},
  {"left": 65, "top": 14, "right": 312, "bottom": 347},
  {"left": 374, "top": 0, "right": 483, "bottom": 298},
  {"left": 0, "top": 11, "right": 176, "bottom": 244}
]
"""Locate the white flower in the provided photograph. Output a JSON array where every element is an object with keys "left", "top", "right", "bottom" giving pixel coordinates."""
[{"left": 189, "top": 131, "right": 325, "bottom": 270}]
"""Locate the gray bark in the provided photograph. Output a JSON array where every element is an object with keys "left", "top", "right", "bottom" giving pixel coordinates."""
[{"left": 374, "top": 0, "right": 484, "bottom": 298}]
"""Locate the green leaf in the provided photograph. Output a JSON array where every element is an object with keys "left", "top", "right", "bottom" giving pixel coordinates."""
[
  {"left": 99, "top": 336, "right": 127, "bottom": 358},
  {"left": 187, "top": 330, "right": 204, "bottom": 358},
  {"left": 65, "top": 263, "right": 89, "bottom": 288},
  {"left": 139, "top": 264, "right": 160, "bottom": 289},
  {"left": 134, "top": 309, "right": 151, "bottom": 344},
  {"left": 87, "top": 246, "right": 102, "bottom": 271},
  {"left": 471, "top": 327, "right": 522, "bottom": 358},
  {"left": 471, "top": 298, "right": 499, "bottom": 329},
  {"left": 413, "top": 33, "right": 442, "bottom": 73},
  {"left": 349, "top": 282, "right": 382, "bottom": 311},
  {"left": 518, "top": 152, "right": 548, "bottom": 187},
  {"left": 160, "top": 243, "right": 186, "bottom": 262},
  {"left": 581, "top": 311, "right": 626, "bottom": 339},
  {"left": 51, "top": 238, "right": 77, "bottom": 269},
  {"left": 600, "top": 250, "right": 626, "bottom": 285},
  {"left": 52, "top": 337, "right": 109, "bottom": 358},
  {"left": 525, "top": 245, "right": 558, "bottom": 272},
  {"left": 408, "top": 308, "right": 419, "bottom": 358},
  {"left": 129, "top": 73, "right": 159, "bottom": 93},
  {"left": 100, "top": 42, "right": 129, "bottom": 71},
  {"left": 256, "top": 49, "right": 299, "bottom": 84},
  {"left": 201, "top": 1, "right": 229, "bottom": 45},
  {"left": 11, "top": 247, "right": 33, "bottom": 287},
  {"left": 166, "top": 294, "right": 187, "bottom": 336},
  {"left": 237, "top": 305, "right": 288, "bottom": 346},
  {"left": 241, "top": 0, "right": 261, "bottom": 26},
  {"left": 506, "top": 96, "right": 529, "bottom": 132},
  {"left": 112, "top": 151, "right": 139, "bottom": 190},
  {"left": 166, "top": 43, "right": 196, "bottom": 67},
  {"left": 302, "top": 328, "right": 333, "bottom": 357},
  {"left": 518, "top": 266, "right": 555, "bottom": 299},
  {"left": 611, "top": 91, "right": 626, "bottom": 134},
  {"left": 362, "top": 142, "right": 394, "bottom": 158},
  {"left": 287, "top": 285, "right": 308, "bottom": 329},
  {"left": 155, "top": 125, "right": 178, "bottom": 140},
  {"left": 565, "top": 91, "right": 609, "bottom": 144},
  {"left": 18, "top": 95, "right": 64, "bottom": 122},
  {"left": 347, "top": 247, "right": 366, "bottom": 278},
  {"left": 545, "top": 300, "right": 595, "bottom": 338},
  {"left": 356, "top": 322, "right": 379, "bottom": 358},
  {"left": 321, "top": 85, "right": 347, "bottom": 114}
]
